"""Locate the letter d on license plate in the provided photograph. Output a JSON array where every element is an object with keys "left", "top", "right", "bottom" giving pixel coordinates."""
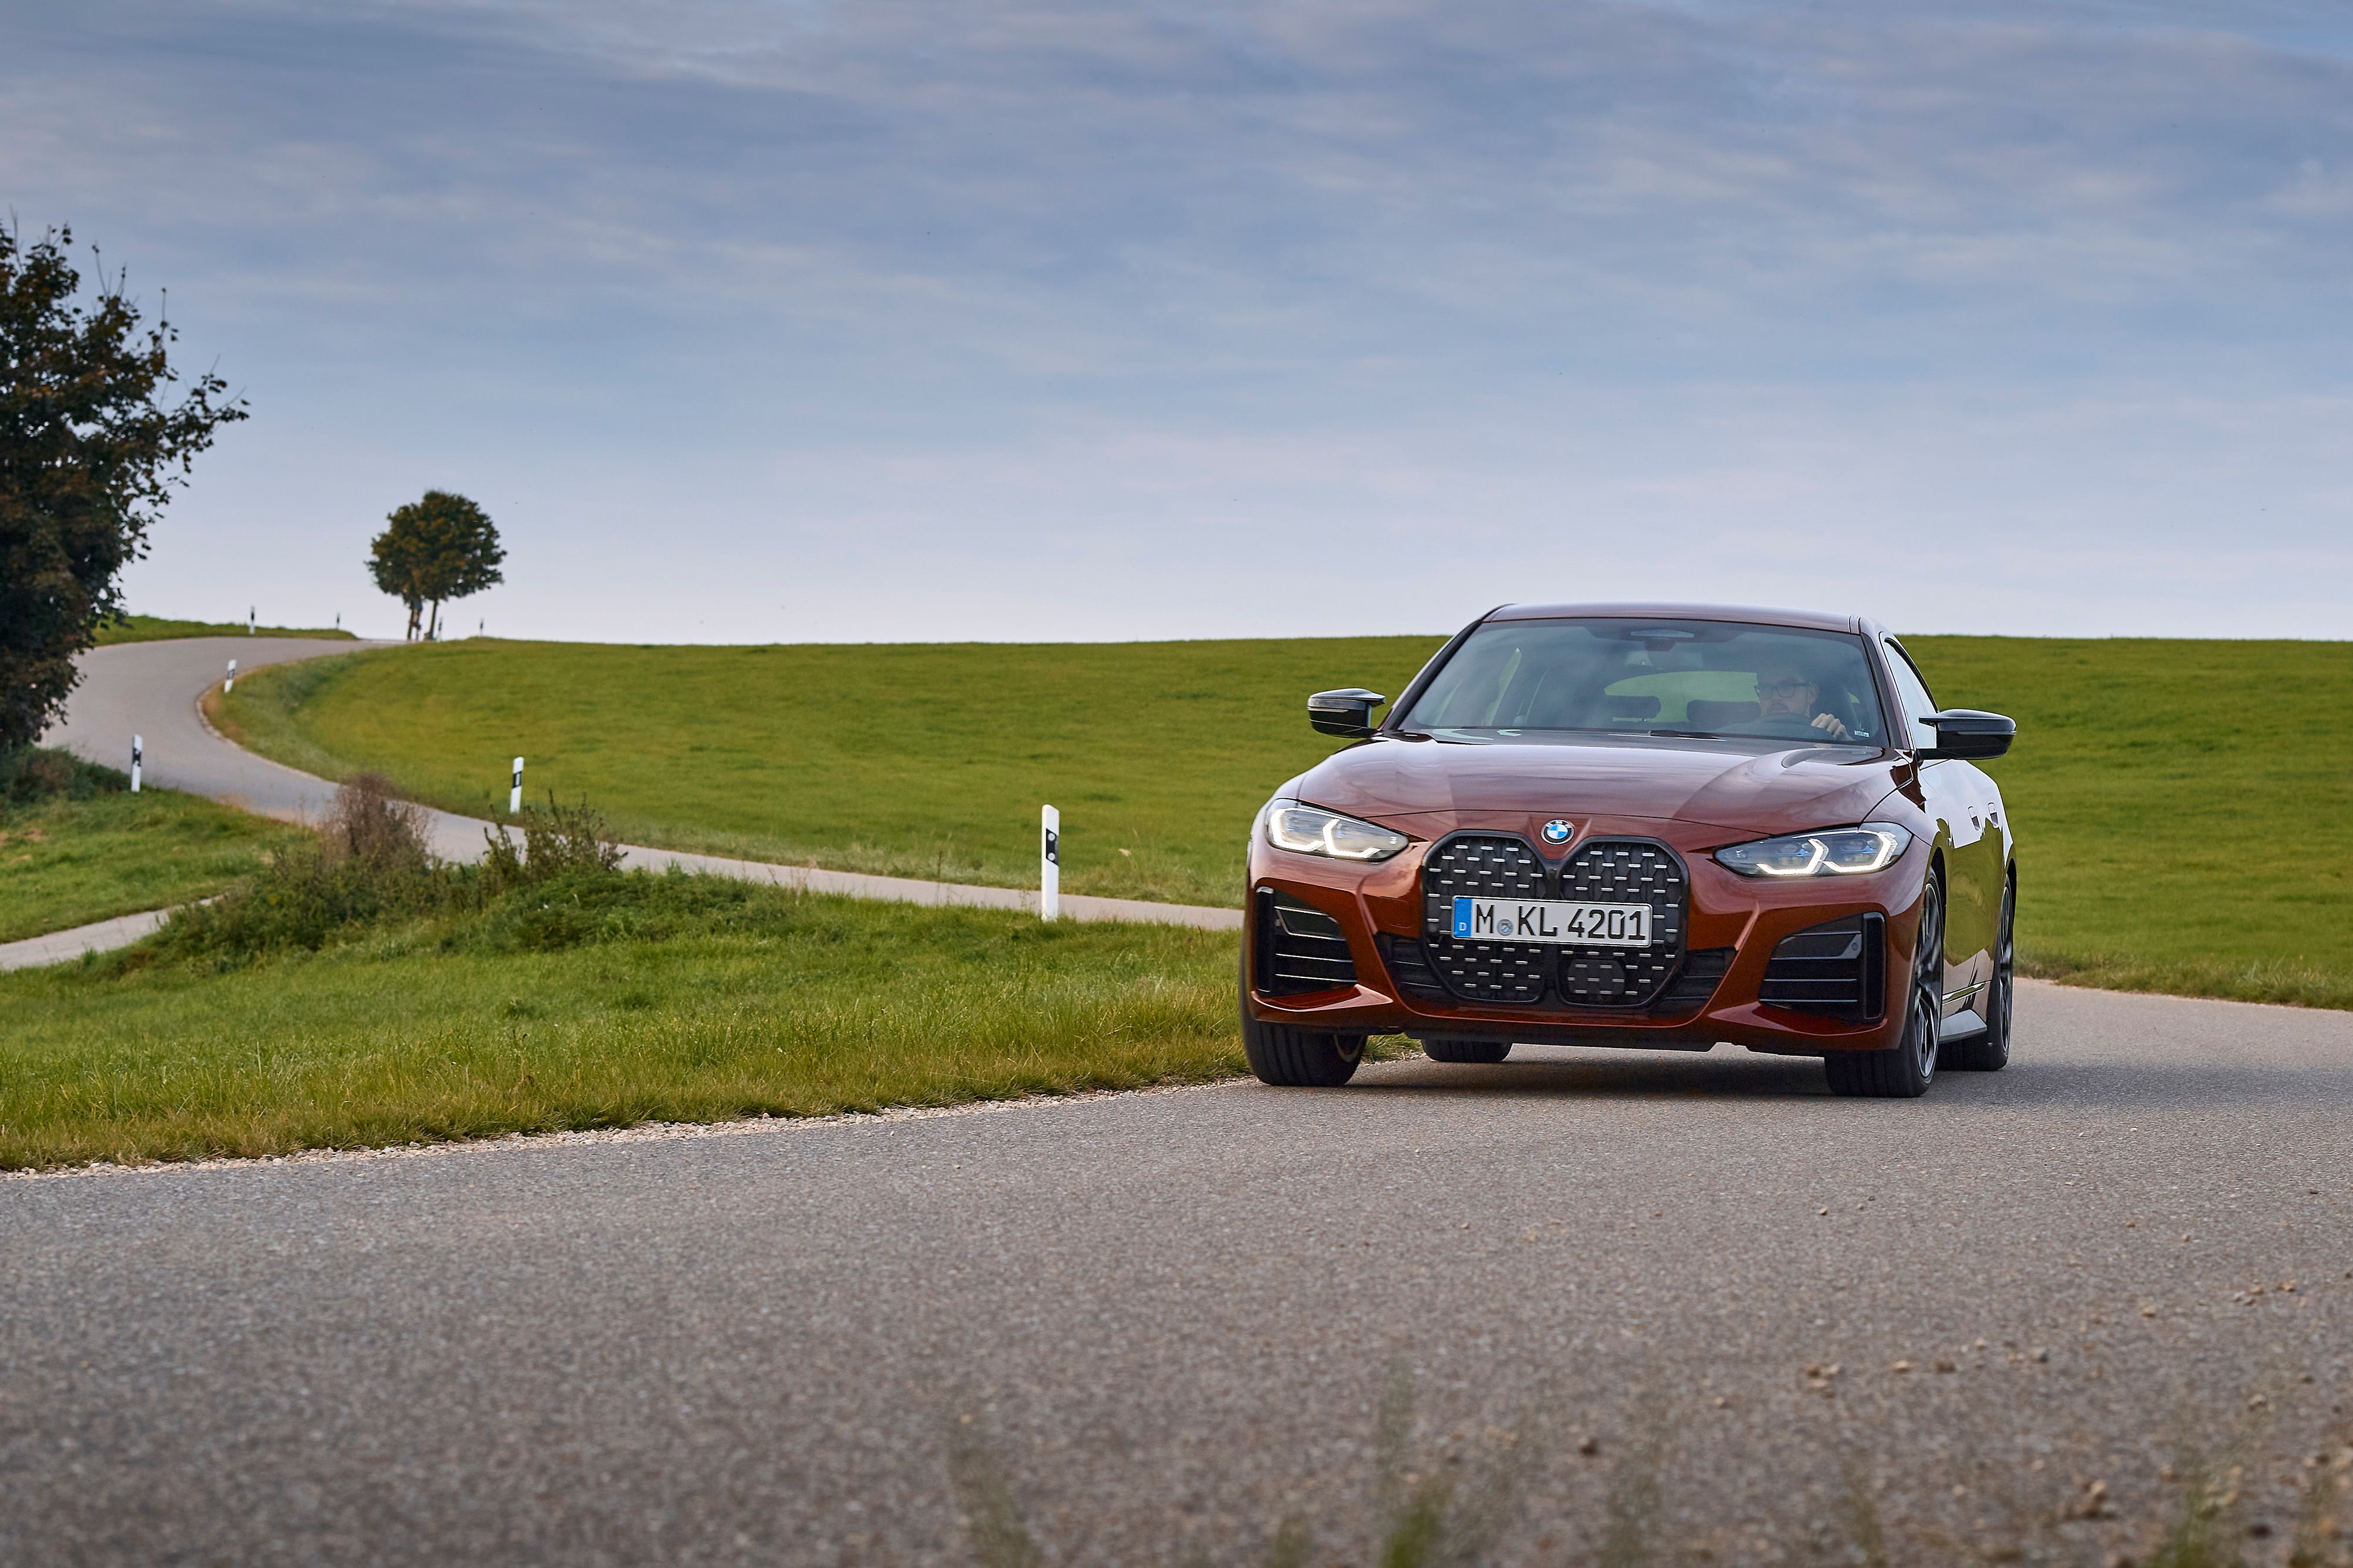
[{"left": 1451, "top": 896, "right": 1653, "bottom": 947}]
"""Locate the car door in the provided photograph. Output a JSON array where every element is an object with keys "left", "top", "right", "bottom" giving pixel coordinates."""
[{"left": 1882, "top": 638, "right": 1998, "bottom": 1022}]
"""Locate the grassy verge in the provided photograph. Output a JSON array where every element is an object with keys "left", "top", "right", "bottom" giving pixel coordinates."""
[
  {"left": 94, "top": 613, "right": 355, "bottom": 645},
  {"left": 0, "top": 865, "right": 1258, "bottom": 1170},
  {"left": 0, "top": 750, "right": 302, "bottom": 943}
]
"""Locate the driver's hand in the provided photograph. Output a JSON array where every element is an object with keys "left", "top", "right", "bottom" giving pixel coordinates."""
[{"left": 1811, "top": 713, "right": 1852, "bottom": 740}]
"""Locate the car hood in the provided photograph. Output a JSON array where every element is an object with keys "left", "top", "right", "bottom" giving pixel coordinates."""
[{"left": 1294, "top": 735, "right": 1906, "bottom": 839}]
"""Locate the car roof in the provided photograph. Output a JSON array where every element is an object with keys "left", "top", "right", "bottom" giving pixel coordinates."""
[{"left": 1486, "top": 602, "right": 1871, "bottom": 635}]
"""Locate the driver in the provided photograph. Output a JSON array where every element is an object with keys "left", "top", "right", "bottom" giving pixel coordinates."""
[{"left": 1755, "top": 662, "right": 1852, "bottom": 740}]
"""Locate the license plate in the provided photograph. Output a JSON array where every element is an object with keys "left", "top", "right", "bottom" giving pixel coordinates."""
[{"left": 1450, "top": 896, "right": 1654, "bottom": 947}]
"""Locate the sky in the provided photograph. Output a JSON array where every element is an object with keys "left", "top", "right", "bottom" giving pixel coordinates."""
[{"left": 7, "top": 0, "right": 2351, "bottom": 643}]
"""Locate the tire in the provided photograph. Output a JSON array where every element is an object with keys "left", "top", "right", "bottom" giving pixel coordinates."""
[
  {"left": 1824, "top": 866, "right": 1944, "bottom": 1099},
  {"left": 1239, "top": 952, "right": 1365, "bottom": 1087},
  {"left": 1941, "top": 872, "right": 2014, "bottom": 1072},
  {"left": 1422, "top": 1038, "right": 1511, "bottom": 1064}
]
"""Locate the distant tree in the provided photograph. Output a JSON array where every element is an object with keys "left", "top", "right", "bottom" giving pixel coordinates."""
[
  {"left": 0, "top": 224, "right": 246, "bottom": 755},
  {"left": 368, "top": 490, "right": 504, "bottom": 641}
]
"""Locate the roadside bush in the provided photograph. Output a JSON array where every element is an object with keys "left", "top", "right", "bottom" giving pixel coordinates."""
[
  {"left": 161, "top": 779, "right": 633, "bottom": 962},
  {"left": 161, "top": 774, "right": 455, "bottom": 959},
  {"left": 322, "top": 771, "right": 433, "bottom": 877},
  {"left": 482, "top": 794, "right": 626, "bottom": 892},
  {"left": 0, "top": 746, "right": 128, "bottom": 805}
]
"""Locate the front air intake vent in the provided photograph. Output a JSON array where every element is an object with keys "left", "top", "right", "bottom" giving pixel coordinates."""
[
  {"left": 1376, "top": 935, "right": 1452, "bottom": 1002},
  {"left": 1759, "top": 914, "right": 1885, "bottom": 1017},
  {"left": 1654, "top": 948, "right": 1733, "bottom": 1013},
  {"left": 1254, "top": 888, "right": 1358, "bottom": 996}
]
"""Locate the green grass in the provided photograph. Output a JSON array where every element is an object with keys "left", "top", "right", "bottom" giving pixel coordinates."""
[
  {"left": 94, "top": 613, "right": 355, "bottom": 645},
  {"left": 217, "top": 634, "right": 2353, "bottom": 1009},
  {"left": 1905, "top": 636, "right": 2353, "bottom": 1007},
  {"left": 218, "top": 636, "right": 1445, "bottom": 908},
  {"left": 0, "top": 872, "right": 1252, "bottom": 1170},
  {"left": 0, "top": 767, "right": 303, "bottom": 943}
]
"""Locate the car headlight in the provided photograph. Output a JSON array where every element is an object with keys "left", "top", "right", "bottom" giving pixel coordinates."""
[
  {"left": 1261, "top": 800, "right": 1410, "bottom": 861},
  {"left": 1714, "top": 823, "right": 1912, "bottom": 878}
]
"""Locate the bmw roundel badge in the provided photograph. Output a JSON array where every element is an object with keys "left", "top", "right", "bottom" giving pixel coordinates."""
[{"left": 1541, "top": 819, "right": 1574, "bottom": 846}]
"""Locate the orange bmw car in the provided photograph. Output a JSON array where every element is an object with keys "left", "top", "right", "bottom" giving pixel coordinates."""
[{"left": 1242, "top": 603, "right": 2017, "bottom": 1099}]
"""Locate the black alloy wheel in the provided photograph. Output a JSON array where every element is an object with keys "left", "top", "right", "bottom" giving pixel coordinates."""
[
  {"left": 1238, "top": 951, "right": 1365, "bottom": 1086},
  {"left": 1942, "top": 873, "right": 2014, "bottom": 1072},
  {"left": 1422, "top": 1038, "right": 1512, "bottom": 1064},
  {"left": 1824, "top": 866, "right": 1944, "bottom": 1099}
]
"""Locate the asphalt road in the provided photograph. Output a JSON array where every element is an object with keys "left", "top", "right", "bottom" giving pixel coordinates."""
[
  {"left": 39, "top": 637, "right": 1237, "bottom": 932},
  {"left": 45, "top": 635, "right": 406, "bottom": 826},
  {"left": 5, "top": 981, "right": 2349, "bottom": 1566}
]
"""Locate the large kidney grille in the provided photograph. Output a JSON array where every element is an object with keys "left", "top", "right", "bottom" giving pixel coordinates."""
[{"left": 1419, "top": 834, "right": 1688, "bottom": 1007}]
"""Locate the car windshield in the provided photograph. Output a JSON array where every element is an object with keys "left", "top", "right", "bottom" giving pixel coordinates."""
[{"left": 1401, "top": 618, "right": 1889, "bottom": 745}]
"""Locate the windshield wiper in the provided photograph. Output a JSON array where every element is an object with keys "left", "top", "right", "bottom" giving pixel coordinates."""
[{"left": 1644, "top": 728, "right": 1722, "bottom": 740}]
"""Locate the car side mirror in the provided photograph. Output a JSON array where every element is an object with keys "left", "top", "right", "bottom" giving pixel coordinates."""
[
  {"left": 1921, "top": 709, "right": 2015, "bottom": 760},
  {"left": 1308, "top": 688, "right": 1387, "bottom": 739}
]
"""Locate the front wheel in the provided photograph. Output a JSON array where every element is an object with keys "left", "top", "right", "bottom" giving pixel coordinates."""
[
  {"left": 1824, "top": 866, "right": 1944, "bottom": 1099},
  {"left": 1239, "top": 953, "right": 1364, "bottom": 1086}
]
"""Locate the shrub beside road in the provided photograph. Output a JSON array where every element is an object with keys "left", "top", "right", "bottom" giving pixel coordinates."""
[{"left": 221, "top": 632, "right": 2353, "bottom": 1008}]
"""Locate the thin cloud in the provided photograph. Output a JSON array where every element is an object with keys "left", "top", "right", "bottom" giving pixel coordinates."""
[{"left": 3, "top": 0, "right": 2347, "bottom": 639}]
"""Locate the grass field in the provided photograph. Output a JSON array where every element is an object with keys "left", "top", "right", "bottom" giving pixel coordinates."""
[
  {"left": 1906, "top": 636, "right": 2353, "bottom": 1006},
  {"left": 0, "top": 872, "right": 1250, "bottom": 1170},
  {"left": 94, "top": 613, "right": 355, "bottom": 646},
  {"left": 218, "top": 633, "right": 2353, "bottom": 1009},
  {"left": 0, "top": 755, "right": 302, "bottom": 943},
  {"left": 217, "top": 636, "right": 1441, "bottom": 907}
]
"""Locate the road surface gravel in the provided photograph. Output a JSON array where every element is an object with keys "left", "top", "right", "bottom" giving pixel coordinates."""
[{"left": 4, "top": 981, "right": 2348, "bottom": 1566}]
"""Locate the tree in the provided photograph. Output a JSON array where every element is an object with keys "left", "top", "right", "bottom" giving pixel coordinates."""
[
  {"left": 1, "top": 225, "right": 246, "bottom": 754},
  {"left": 368, "top": 490, "right": 504, "bottom": 641}
]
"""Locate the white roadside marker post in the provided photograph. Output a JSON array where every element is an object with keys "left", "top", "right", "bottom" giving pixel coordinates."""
[
  {"left": 1041, "top": 805, "right": 1060, "bottom": 922},
  {"left": 247, "top": 606, "right": 255, "bottom": 635},
  {"left": 224, "top": 658, "right": 236, "bottom": 693},
  {"left": 509, "top": 757, "right": 524, "bottom": 816},
  {"left": 131, "top": 735, "right": 142, "bottom": 793}
]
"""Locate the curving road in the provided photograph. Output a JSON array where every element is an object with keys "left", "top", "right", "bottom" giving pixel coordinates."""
[
  {"left": 41, "top": 636, "right": 1238, "bottom": 930},
  {"left": 46, "top": 635, "right": 404, "bottom": 828},
  {"left": 13, "top": 638, "right": 2353, "bottom": 1564}
]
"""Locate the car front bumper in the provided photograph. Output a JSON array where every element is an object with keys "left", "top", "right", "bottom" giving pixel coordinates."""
[{"left": 1244, "top": 812, "right": 1928, "bottom": 1056}]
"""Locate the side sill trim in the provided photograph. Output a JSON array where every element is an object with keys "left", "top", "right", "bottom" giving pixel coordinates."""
[{"left": 1938, "top": 1007, "right": 1988, "bottom": 1043}]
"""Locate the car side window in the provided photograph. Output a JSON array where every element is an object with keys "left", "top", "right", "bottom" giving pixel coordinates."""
[{"left": 1882, "top": 640, "right": 1939, "bottom": 750}]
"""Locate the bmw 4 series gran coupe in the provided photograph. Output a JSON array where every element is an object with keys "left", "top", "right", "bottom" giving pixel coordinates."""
[{"left": 1242, "top": 602, "right": 2018, "bottom": 1099}]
